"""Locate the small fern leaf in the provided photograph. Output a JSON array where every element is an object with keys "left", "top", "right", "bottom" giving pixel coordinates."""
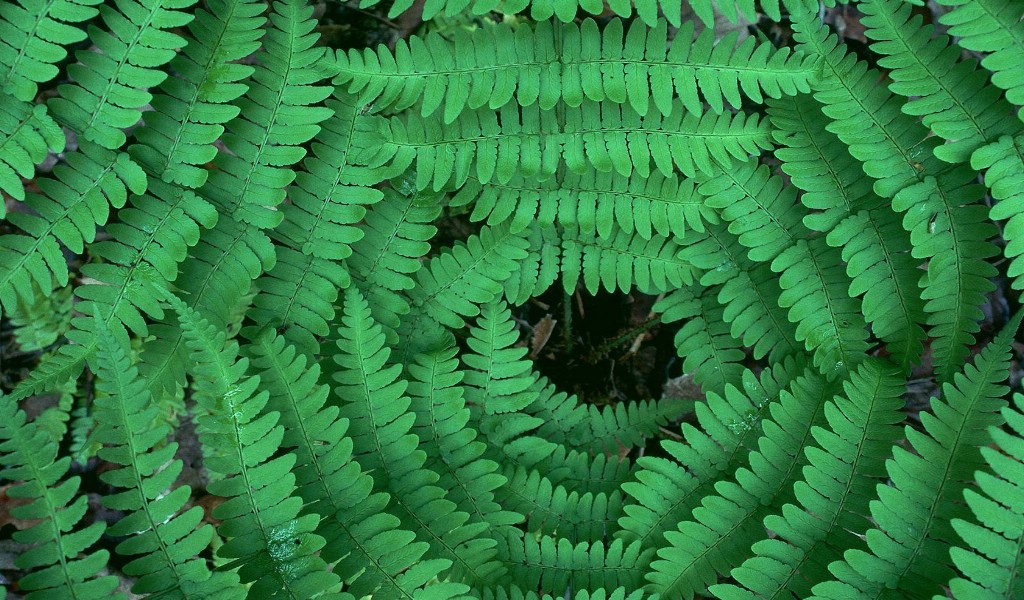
[
  {"left": 935, "top": 0, "right": 1024, "bottom": 112},
  {"left": 656, "top": 285, "right": 745, "bottom": 396},
  {"left": 0, "top": 142, "right": 145, "bottom": 314},
  {"left": 200, "top": 0, "right": 333, "bottom": 229},
  {"left": 0, "top": 394, "right": 122, "bottom": 600},
  {"left": 645, "top": 371, "right": 833, "bottom": 598},
  {"left": 891, "top": 165, "right": 999, "bottom": 383},
  {"left": 617, "top": 357, "right": 808, "bottom": 551},
  {"left": 948, "top": 389, "right": 1024, "bottom": 599},
  {"left": 559, "top": 225, "right": 694, "bottom": 295},
  {"left": 370, "top": 101, "right": 772, "bottom": 191},
  {"left": 972, "top": 133, "right": 1024, "bottom": 290},
  {"left": 450, "top": 169, "right": 713, "bottom": 241},
  {"left": 860, "top": 0, "right": 1020, "bottom": 164}
]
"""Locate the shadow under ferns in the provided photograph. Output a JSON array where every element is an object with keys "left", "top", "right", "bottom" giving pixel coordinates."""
[{"left": 1, "top": 0, "right": 1023, "bottom": 598}]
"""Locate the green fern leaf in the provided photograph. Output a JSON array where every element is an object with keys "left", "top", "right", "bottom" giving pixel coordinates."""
[
  {"left": 810, "top": 314, "right": 1022, "bottom": 599},
  {"left": 338, "top": 18, "right": 815, "bottom": 122},
  {"left": 0, "top": 0, "right": 101, "bottom": 101},
  {"left": 90, "top": 313, "right": 244, "bottom": 598},
  {"left": 860, "top": 0, "right": 1020, "bottom": 163},
  {"left": 710, "top": 358, "right": 906, "bottom": 600},
  {"left": 0, "top": 96, "right": 63, "bottom": 205},
  {"left": 0, "top": 395, "right": 121, "bottom": 600},
  {"left": 48, "top": 0, "right": 194, "bottom": 149},
  {"left": 367, "top": 101, "right": 772, "bottom": 191},
  {"left": 168, "top": 294, "right": 344, "bottom": 599},
  {"left": 935, "top": 0, "right": 1024, "bottom": 111},
  {"left": 130, "top": 0, "right": 265, "bottom": 188},
  {"left": 645, "top": 370, "right": 834, "bottom": 598},
  {"left": 947, "top": 390, "right": 1024, "bottom": 598},
  {"left": 617, "top": 357, "right": 808, "bottom": 551},
  {"left": 450, "top": 169, "right": 714, "bottom": 241}
]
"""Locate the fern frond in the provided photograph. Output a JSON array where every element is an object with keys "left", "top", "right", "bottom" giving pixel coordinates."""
[
  {"left": 502, "top": 465, "right": 624, "bottom": 543},
  {"left": 710, "top": 358, "right": 906, "bottom": 600},
  {"left": 338, "top": 18, "right": 816, "bottom": 122},
  {"left": 0, "top": 96, "right": 63, "bottom": 204},
  {"left": 656, "top": 285, "right": 745, "bottom": 395},
  {"left": 348, "top": 185, "right": 440, "bottom": 333},
  {"left": 0, "top": 394, "right": 121, "bottom": 600},
  {"left": 680, "top": 223, "right": 801, "bottom": 363},
  {"left": 789, "top": 5, "right": 936, "bottom": 199},
  {"left": 891, "top": 165, "right": 998, "bottom": 382},
  {"left": 406, "top": 336, "right": 523, "bottom": 530},
  {"left": 645, "top": 371, "right": 833, "bottom": 599},
  {"left": 860, "top": 0, "right": 1020, "bottom": 163},
  {"left": 495, "top": 529, "right": 650, "bottom": 594},
  {"left": 559, "top": 225, "right": 694, "bottom": 295},
  {"left": 200, "top": 0, "right": 333, "bottom": 229},
  {"left": 773, "top": 237, "right": 868, "bottom": 379},
  {"left": 0, "top": 142, "right": 144, "bottom": 314},
  {"left": 333, "top": 286, "right": 506, "bottom": 587},
  {"left": 0, "top": 0, "right": 101, "bottom": 101},
  {"left": 947, "top": 389, "right": 1024, "bottom": 599},
  {"left": 10, "top": 282, "right": 72, "bottom": 351},
  {"left": 449, "top": 169, "right": 713, "bottom": 240},
  {"left": 408, "top": 223, "right": 530, "bottom": 329},
  {"left": 130, "top": 0, "right": 265, "bottom": 188},
  {"left": 169, "top": 294, "right": 343, "bottom": 598},
  {"left": 366, "top": 101, "right": 772, "bottom": 191},
  {"left": 810, "top": 314, "right": 1021, "bottom": 599},
  {"left": 359, "top": 0, "right": 755, "bottom": 28},
  {"left": 48, "top": 0, "right": 194, "bottom": 149},
  {"left": 935, "top": 0, "right": 1024, "bottom": 111},
  {"left": 827, "top": 208, "right": 926, "bottom": 369},
  {"left": 971, "top": 133, "right": 1024, "bottom": 289},
  {"left": 617, "top": 357, "right": 808, "bottom": 551},
  {"left": 90, "top": 314, "right": 244, "bottom": 598},
  {"left": 243, "top": 329, "right": 464, "bottom": 600}
]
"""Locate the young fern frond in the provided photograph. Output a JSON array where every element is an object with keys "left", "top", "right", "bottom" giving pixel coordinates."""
[
  {"left": 0, "top": 394, "right": 120, "bottom": 600},
  {"left": 810, "top": 314, "right": 1022, "bottom": 599},
  {"left": 169, "top": 294, "right": 344, "bottom": 599},
  {"left": 90, "top": 314, "right": 244, "bottom": 599},
  {"left": 338, "top": 18, "right": 816, "bottom": 122},
  {"left": 947, "top": 390, "right": 1024, "bottom": 599}
]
